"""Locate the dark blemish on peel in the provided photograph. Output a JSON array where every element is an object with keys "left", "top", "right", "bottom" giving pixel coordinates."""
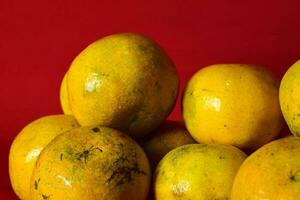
[
  {"left": 112, "top": 154, "right": 130, "bottom": 164},
  {"left": 201, "top": 88, "right": 211, "bottom": 92},
  {"left": 290, "top": 175, "right": 297, "bottom": 182},
  {"left": 76, "top": 146, "right": 103, "bottom": 163},
  {"left": 138, "top": 44, "right": 148, "bottom": 52},
  {"left": 105, "top": 151, "right": 146, "bottom": 186},
  {"left": 297, "top": 114, "right": 300, "bottom": 117},
  {"left": 34, "top": 178, "right": 40, "bottom": 190},
  {"left": 60, "top": 153, "right": 63, "bottom": 161},
  {"left": 106, "top": 162, "right": 146, "bottom": 186},
  {"left": 92, "top": 127, "right": 100, "bottom": 133},
  {"left": 42, "top": 194, "right": 51, "bottom": 200},
  {"left": 290, "top": 170, "right": 300, "bottom": 182},
  {"left": 270, "top": 152, "right": 274, "bottom": 156},
  {"left": 224, "top": 124, "right": 227, "bottom": 127},
  {"left": 99, "top": 73, "right": 109, "bottom": 77},
  {"left": 219, "top": 155, "right": 225, "bottom": 159}
]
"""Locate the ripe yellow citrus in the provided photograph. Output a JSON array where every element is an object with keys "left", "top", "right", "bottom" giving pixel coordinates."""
[
  {"left": 30, "top": 126, "right": 151, "bottom": 200},
  {"left": 231, "top": 136, "right": 300, "bottom": 200},
  {"left": 182, "top": 64, "right": 284, "bottom": 150},
  {"left": 140, "top": 120, "right": 195, "bottom": 168},
  {"left": 67, "top": 32, "right": 179, "bottom": 138},
  {"left": 60, "top": 72, "right": 73, "bottom": 115},
  {"left": 9, "top": 115, "right": 79, "bottom": 200},
  {"left": 154, "top": 144, "right": 246, "bottom": 200},
  {"left": 280, "top": 59, "right": 300, "bottom": 136}
]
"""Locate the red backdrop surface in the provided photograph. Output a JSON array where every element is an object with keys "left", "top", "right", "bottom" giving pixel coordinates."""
[{"left": 1, "top": 0, "right": 300, "bottom": 199}]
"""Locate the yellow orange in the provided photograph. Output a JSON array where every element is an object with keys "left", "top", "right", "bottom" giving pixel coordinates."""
[
  {"left": 67, "top": 32, "right": 179, "bottom": 138},
  {"left": 231, "top": 136, "right": 300, "bottom": 200},
  {"left": 60, "top": 72, "right": 72, "bottom": 115},
  {"left": 182, "top": 64, "right": 283, "bottom": 150},
  {"left": 140, "top": 120, "right": 195, "bottom": 168},
  {"left": 30, "top": 126, "right": 151, "bottom": 200},
  {"left": 9, "top": 115, "right": 79, "bottom": 200},
  {"left": 154, "top": 144, "right": 246, "bottom": 200}
]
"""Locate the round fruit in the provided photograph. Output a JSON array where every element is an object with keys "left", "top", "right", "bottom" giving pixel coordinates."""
[
  {"left": 182, "top": 64, "right": 284, "bottom": 150},
  {"left": 154, "top": 144, "right": 246, "bottom": 200},
  {"left": 280, "top": 60, "right": 300, "bottom": 136},
  {"left": 9, "top": 115, "right": 79, "bottom": 200},
  {"left": 140, "top": 120, "right": 195, "bottom": 168},
  {"left": 67, "top": 32, "right": 179, "bottom": 138},
  {"left": 231, "top": 136, "right": 300, "bottom": 199},
  {"left": 60, "top": 72, "right": 72, "bottom": 115},
  {"left": 30, "top": 126, "right": 151, "bottom": 200}
]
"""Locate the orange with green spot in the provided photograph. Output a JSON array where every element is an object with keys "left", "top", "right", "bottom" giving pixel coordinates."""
[{"left": 154, "top": 144, "right": 247, "bottom": 200}]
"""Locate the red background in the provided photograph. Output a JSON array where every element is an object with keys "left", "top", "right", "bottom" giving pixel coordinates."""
[{"left": 1, "top": 0, "right": 300, "bottom": 199}]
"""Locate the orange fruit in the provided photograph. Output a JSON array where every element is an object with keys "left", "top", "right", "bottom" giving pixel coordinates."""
[
  {"left": 140, "top": 120, "right": 195, "bottom": 168},
  {"left": 154, "top": 144, "right": 246, "bottom": 200},
  {"left": 9, "top": 115, "right": 79, "bottom": 200},
  {"left": 231, "top": 136, "right": 300, "bottom": 199},
  {"left": 30, "top": 126, "right": 151, "bottom": 200},
  {"left": 182, "top": 64, "right": 283, "bottom": 150},
  {"left": 67, "top": 33, "right": 179, "bottom": 138}
]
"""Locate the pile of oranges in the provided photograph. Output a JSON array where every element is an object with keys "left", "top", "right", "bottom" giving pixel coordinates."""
[{"left": 9, "top": 32, "right": 300, "bottom": 200}]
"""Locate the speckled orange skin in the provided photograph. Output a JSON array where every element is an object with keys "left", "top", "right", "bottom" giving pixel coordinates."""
[
  {"left": 9, "top": 115, "right": 79, "bottom": 200},
  {"left": 280, "top": 60, "right": 300, "bottom": 137},
  {"left": 67, "top": 32, "right": 179, "bottom": 138},
  {"left": 154, "top": 144, "right": 246, "bottom": 200},
  {"left": 231, "top": 137, "right": 300, "bottom": 200},
  {"left": 182, "top": 64, "right": 284, "bottom": 150},
  {"left": 30, "top": 126, "right": 151, "bottom": 200}
]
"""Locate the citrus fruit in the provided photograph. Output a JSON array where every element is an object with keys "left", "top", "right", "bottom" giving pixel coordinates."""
[
  {"left": 231, "top": 136, "right": 300, "bottom": 200},
  {"left": 140, "top": 120, "right": 195, "bottom": 168},
  {"left": 67, "top": 32, "right": 179, "bottom": 138},
  {"left": 30, "top": 126, "right": 151, "bottom": 200},
  {"left": 60, "top": 72, "right": 72, "bottom": 115},
  {"left": 280, "top": 59, "right": 300, "bottom": 136},
  {"left": 182, "top": 64, "right": 283, "bottom": 150},
  {"left": 154, "top": 144, "right": 246, "bottom": 200},
  {"left": 9, "top": 115, "right": 79, "bottom": 200}
]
